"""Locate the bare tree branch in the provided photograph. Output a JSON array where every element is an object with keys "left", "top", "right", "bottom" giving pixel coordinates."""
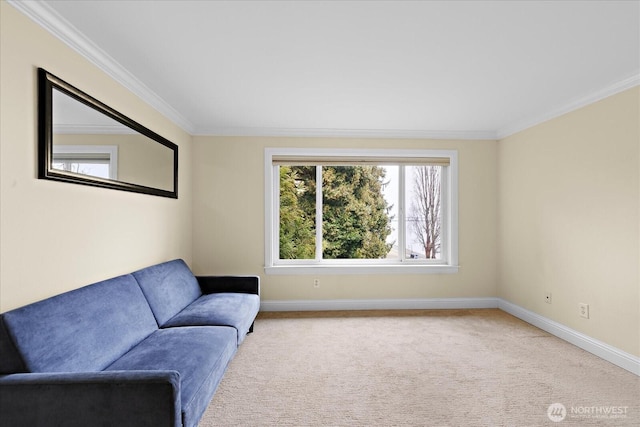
[{"left": 409, "top": 166, "right": 441, "bottom": 259}]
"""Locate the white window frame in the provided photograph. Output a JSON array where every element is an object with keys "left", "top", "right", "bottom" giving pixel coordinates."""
[
  {"left": 52, "top": 145, "right": 118, "bottom": 180},
  {"left": 264, "top": 148, "right": 459, "bottom": 275}
]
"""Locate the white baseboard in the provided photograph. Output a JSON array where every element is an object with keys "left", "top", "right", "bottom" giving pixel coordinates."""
[
  {"left": 260, "top": 297, "right": 640, "bottom": 376},
  {"left": 260, "top": 297, "right": 498, "bottom": 312},
  {"left": 497, "top": 299, "right": 640, "bottom": 376}
]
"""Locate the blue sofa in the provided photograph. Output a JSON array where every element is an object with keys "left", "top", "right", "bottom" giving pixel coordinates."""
[{"left": 0, "top": 259, "right": 260, "bottom": 427}]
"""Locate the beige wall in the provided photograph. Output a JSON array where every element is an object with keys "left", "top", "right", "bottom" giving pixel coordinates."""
[
  {"left": 497, "top": 87, "right": 640, "bottom": 356},
  {"left": 192, "top": 136, "right": 498, "bottom": 301},
  {"left": 0, "top": 2, "right": 193, "bottom": 312}
]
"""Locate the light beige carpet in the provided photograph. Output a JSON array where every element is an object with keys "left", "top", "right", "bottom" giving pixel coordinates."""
[{"left": 200, "top": 309, "right": 639, "bottom": 426}]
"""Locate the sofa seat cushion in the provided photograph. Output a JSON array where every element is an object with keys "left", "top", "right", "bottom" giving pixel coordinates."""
[
  {"left": 132, "top": 259, "right": 202, "bottom": 326},
  {"left": 106, "top": 326, "right": 236, "bottom": 427},
  {"left": 2, "top": 274, "right": 157, "bottom": 373},
  {"left": 163, "top": 293, "right": 260, "bottom": 344}
]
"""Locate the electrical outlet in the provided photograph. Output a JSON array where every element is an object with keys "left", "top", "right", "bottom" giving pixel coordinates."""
[
  {"left": 545, "top": 292, "right": 552, "bottom": 304},
  {"left": 313, "top": 279, "right": 320, "bottom": 288},
  {"left": 579, "top": 303, "right": 589, "bottom": 319}
]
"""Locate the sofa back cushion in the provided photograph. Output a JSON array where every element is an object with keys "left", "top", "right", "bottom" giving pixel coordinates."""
[
  {"left": 1, "top": 274, "right": 158, "bottom": 373},
  {"left": 132, "top": 259, "right": 202, "bottom": 326}
]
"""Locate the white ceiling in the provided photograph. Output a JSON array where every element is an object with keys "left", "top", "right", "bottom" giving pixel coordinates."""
[{"left": 14, "top": 0, "right": 640, "bottom": 139}]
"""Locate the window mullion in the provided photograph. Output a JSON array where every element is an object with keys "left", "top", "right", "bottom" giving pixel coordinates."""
[
  {"left": 440, "top": 166, "right": 449, "bottom": 264},
  {"left": 273, "top": 165, "right": 280, "bottom": 264},
  {"left": 399, "top": 165, "right": 406, "bottom": 262},
  {"left": 315, "top": 165, "right": 323, "bottom": 262}
]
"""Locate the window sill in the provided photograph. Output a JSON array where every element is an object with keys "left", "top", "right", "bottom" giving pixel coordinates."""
[{"left": 264, "top": 264, "right": 459, "bottom": 275}]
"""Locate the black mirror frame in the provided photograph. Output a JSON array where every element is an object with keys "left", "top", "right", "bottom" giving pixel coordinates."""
[{"left": 38, "top": 68, "right": 179, "bottom": 198}]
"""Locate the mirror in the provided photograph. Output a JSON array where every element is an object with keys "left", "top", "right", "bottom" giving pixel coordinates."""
[{"left": 38, "top": 68, "right": 178, "bottom": 198}]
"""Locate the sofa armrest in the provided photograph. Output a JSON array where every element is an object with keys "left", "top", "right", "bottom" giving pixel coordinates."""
[
  {"left": 0, "top": 370, "right": 181, "bottom": 427},
  {"left": 196, "top": 275, "right": 260, "bottom": 296}
]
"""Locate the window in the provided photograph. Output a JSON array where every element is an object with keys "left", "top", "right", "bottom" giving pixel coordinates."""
[
  {"left": 265, "top": 148, "right": 458, "bottom": 274},
  {"left": 52, "top": 145, "right": 118, "bottom": 180}
]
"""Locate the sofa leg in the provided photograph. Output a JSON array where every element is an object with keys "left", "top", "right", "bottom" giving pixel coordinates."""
[{"left": 248, "top": 321, "right": 254, "bottom": 334}]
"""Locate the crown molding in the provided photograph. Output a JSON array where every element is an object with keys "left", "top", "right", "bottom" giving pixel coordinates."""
[
  {"left": 497, "top": 72, "right": 640, "bottom": 139},
  {"left": 8, "top": 0, "right": 195, "bottom": 134},
  {"left": 195, "top": 127, "right": 499, "bottom": 141}
]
